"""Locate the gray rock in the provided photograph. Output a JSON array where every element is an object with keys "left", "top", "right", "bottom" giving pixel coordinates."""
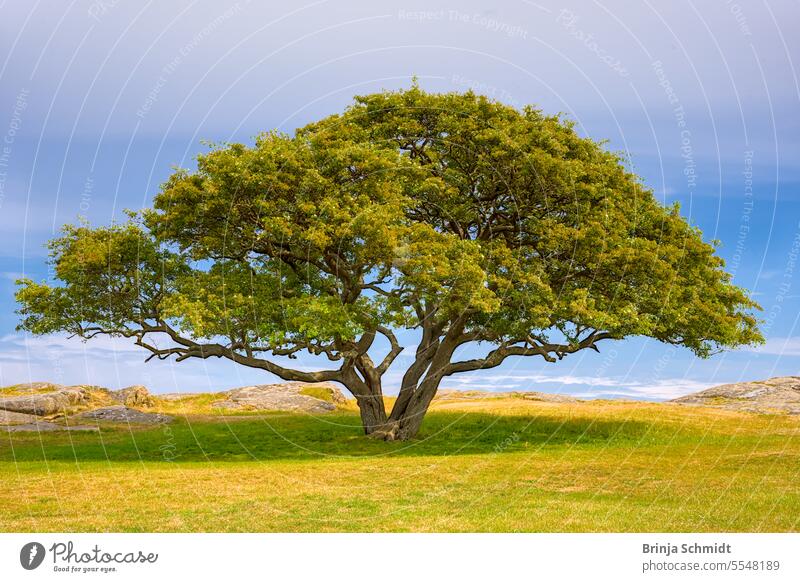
[
  {"left": 0, "top": 410, "right": 41, "bottom": 425},
  {"left": 73, "top": 406, "right": 173, "bottom": 424},
  {"left": 2, "top": 421, "right": 99, "bottom": 432},
  {"left": 109, "top": 385, "right": 154, "bottom": 408},
  {"left": 211, "top": 382, "right": 345, "bottom": 413},
  {"left": 0, "top": 386, "right": 89, "bottom": 416},
  {"left": 671, "top": 376, "right": 800, "bottom": 414}
]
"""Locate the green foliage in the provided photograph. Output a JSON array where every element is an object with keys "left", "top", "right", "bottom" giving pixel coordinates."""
[
  {"left": 322, "top": 85, "right": 763, "bottom": 355},
  {"left": 16, "top": 86, "right": 763, "bottom": 391},
  {"left": 16, "top": 222, "right": 187, "bottom": 336}
]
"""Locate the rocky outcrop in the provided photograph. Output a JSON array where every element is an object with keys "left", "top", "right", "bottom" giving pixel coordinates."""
[
  {"left": 109, "top": 385, "right": 154, "bottom": 408},
  {"left": 0, "top": 410, "right": 41, "bottom": 424},
  {"left": 0, "top": 382, "right": 169, "bottom": 427},
  {"left": 74, "top": 406, "right": 172, "bottom": 424},
  {"left": 0, "top": 386, "right": 88, "bottom": 416},
  {"left": 313, "top": 384, "right": 348, "bottom": 405},
  {"left": 211, "top": 382, "right": 346, "bottom": 413},
  {"left": 1, "top": 380, "right": 348, "bottom": 424},
  {"left": 671, "top": 376, "right": 800, "bottom": 414},
  {"left": 2, "top": 422, "right": 99, "bottom": 432},
  {"left": 0, "top": 421, "right": 99, "bottom": 432}
]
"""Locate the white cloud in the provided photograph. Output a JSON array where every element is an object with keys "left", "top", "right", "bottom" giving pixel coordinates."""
[
  {"left": 747, "top": 337, "right": 800, "bottom": 357},
  {"left": 570, "top": 379, "right": 713, "bottom": 400},
  {"left": 0, "top": 333, "right": 144, "bottom": 355},
  {"left": 440, "top": 371, "right": 713, "bottom": 400}
]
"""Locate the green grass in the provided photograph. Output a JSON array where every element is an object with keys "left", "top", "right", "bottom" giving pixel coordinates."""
[{"left": 1, "top": 398, "right": 798, "bottom": 532}]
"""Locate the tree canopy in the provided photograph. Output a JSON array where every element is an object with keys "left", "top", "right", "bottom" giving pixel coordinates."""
[{"left": 16, "top": 85, "right": 763, "bottom": 440}]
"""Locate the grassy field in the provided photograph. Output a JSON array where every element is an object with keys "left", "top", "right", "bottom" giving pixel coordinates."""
[{"left": 1, "top": 397, "right": 798, "bottom": 532}]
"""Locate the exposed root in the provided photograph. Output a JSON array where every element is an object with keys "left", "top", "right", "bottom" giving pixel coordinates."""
[{"left": 366, "top": 422, "right": 402, "bottom": 441}]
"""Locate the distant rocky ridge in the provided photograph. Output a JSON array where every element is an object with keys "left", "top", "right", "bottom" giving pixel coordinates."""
[
  {"left": 435, "top": 389, "right": 578, "bottom": 403},
  {"left": 3, "top": 377, "right": 798, "bottom": 433},
  {"left": 0, "top": 381, "right": 349, "bottom": 431},
  {"left": 671, "top": 376, "right": 800, "bottom": 415}
]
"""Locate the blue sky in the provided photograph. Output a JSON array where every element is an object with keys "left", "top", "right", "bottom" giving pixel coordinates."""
[{"left": 0, "top": 0, "right": 798, "bottom": 398}]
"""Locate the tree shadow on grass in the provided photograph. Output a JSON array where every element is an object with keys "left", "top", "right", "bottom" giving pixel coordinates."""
[{"left": 0, "top": 411, "right": 660, "bottom": 464}]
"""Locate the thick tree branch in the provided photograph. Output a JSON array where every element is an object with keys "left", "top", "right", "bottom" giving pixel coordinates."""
[
  {"left": 76, "top": 321, "right": 346, "bottom": 384},
  {"left": 375, "top": 325, "right": 403, "bottom": 374},
  {"left": 444, "top": 330, "right": 613, "bottom": 376}
]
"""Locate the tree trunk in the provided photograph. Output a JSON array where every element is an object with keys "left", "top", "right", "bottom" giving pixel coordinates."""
[
  {"left": 394, "top": 377, "right": 440, "bottom": 440},
  {"left": 368, "top": 375, "right": 443, "bottom": 441},
  {"left": 352, "top": 322, "right": 459, "bottom": 441},
  {"left": 374, "top": 329, "right": 459, "bottom": 441},
  {"left": 355, "top": 393, "right": 388, "bottom": 435}
]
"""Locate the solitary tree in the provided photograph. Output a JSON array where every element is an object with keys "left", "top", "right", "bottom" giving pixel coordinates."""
[{"left": 16, "top": 86, "right": 762, "bottom": 440}]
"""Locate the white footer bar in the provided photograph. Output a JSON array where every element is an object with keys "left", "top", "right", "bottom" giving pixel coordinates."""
[{"left": 1, "top": 533, "right": 797, "bottom": 581}]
